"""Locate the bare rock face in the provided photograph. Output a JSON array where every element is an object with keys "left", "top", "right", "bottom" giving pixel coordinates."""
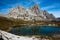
[
  {"left": 8, "top": 6, "right": 27, "bottom": 18},
  {"left": 30, "top": 4, "right": 46, "bottom": 19},
  {"left": 9, "top": 7, "right": 29, "bottom": 20},
  {"left": 50, "top": 14, "right": 56, "bottom": 19},
  {"left": 43, "top": 10, "right": 56, "bottom": 20}
]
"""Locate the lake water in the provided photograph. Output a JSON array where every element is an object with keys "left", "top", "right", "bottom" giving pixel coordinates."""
[{"left": 9, "top": 26, "right": 60, "bottom": 35}]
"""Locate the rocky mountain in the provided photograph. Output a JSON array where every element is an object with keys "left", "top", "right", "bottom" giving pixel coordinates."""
[
  {"left": 56, "top": 18, "right": 60, "bottom": 21},
  {"left": 30, "top": 4, "right": 56, "bottom": 21},
  {"left": 43, "top": 10, "right": 56, "bottom": 20},
  {"left": 8, "top": 6, "right": 43, "bottom": 21},
  {"left": 0, "top": 4, "right": 56, "bottom": 21},
  {"left": 30, "top": 4, "right": 46, "bottom": 19}
]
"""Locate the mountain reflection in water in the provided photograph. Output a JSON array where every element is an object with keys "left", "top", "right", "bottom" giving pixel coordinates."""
[{"left": 9, "top": 26, "right": 60, "bottom": 35}]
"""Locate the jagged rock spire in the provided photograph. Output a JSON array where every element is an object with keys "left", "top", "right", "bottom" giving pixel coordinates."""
[
  {"left": 16, "top": 6, "right": 20, "bottom": 9},
  {"left": 30, "top": 4, "right": 40, "bottom": 12},
  {"left": 30, "top": 4, "right": 40, "bottom": 9},
  {"left": 30, "top": 4, "right": 46, "bottom": 19},
  {"left": 30, "top": 4, "right": 40, "bottom": 14}
]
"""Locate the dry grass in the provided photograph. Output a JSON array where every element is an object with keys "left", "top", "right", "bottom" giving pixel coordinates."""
[{"left": 0, "top": 16, "right": 60, "bottom": 31}]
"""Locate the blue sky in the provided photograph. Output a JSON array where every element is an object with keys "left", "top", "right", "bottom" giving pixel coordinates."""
[{"left": 0, "top": 0, "right": 60, "bottom": 17}]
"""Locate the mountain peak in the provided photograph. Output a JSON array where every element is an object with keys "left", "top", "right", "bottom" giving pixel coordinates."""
[
  {"left": 15, "top": 6, "right": 20, "bottom": 9},
  {"left": 33, "top": 4, "right": 39, "bottom": 7},
  {"left": 30, "top": 4, "right": 40, "bottom": 10},
  {"left": 30, "top": 4, "right": 46, "bottom": 19}
]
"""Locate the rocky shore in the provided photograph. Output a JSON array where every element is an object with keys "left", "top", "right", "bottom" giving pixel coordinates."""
[{"left": 0, "top": 30, "right": 50, "bottom": 40}]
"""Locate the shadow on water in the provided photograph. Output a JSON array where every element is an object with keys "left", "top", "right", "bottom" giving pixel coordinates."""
[{"left": 8, "top": 25, "right": 60, "bottom": 36}]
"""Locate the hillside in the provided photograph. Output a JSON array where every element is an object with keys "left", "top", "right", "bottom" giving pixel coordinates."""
[
  {"left": 0, "top": 16, "right": 15, "bottom": 31},
  {"left": 0, "top": 16, "right": 60, "bottom": 31}
]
